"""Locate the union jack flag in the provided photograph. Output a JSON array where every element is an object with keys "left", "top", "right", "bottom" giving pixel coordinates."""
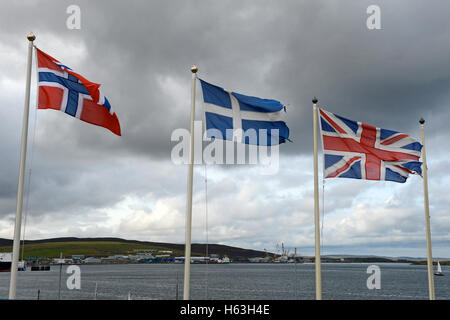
[
  {"left": 318, "top": 108, "right": 422, "bottom": 183},
  {"left": 36, "top": 47, "right": 121, "bottom": 136}
]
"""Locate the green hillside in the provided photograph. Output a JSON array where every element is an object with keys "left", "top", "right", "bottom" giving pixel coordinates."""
[
  {"left": 0, "top": 241, "right": 181, "bottom": 258},
  {"left": 0, "top": 237, "right": 267, "bottom": 259}
]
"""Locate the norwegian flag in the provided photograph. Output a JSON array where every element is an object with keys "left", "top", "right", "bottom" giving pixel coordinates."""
[
  {"left": 318, "top": 108, "right": 422, "bottom": 183},
  {"left": 36, "top": 47, "right": 121, "bottom": 136}
]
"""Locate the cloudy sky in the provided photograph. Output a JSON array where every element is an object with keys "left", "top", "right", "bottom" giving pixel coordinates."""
[{"left": 0, "top": 0, "right": 449, "bottom": 258}]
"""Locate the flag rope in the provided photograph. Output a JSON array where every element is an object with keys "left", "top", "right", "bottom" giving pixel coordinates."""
[
  {"left": 320, "top": 177, "right": 326, "bottom": 294},
  {"left": 321, "top": 178, "right": 325, "bottom": 251},
  {"left": 201, "top": 78, "right": 209, "bottom": 299},
  {"left": 20, "top": 101, "right": 39, "bottom": 262},
  {"left": 204, "top": 162, "right": 209, "bottom": 299}
]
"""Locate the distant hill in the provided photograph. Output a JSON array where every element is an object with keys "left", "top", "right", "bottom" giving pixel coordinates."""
[
  {"left": 0, "top": 237, "right": 269, "bottom": 259},
  {"left": 2, "top": 238, "right": 446, "bottom": 263}
]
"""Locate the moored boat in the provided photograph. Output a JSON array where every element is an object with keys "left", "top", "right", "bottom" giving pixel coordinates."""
[
  {"left": 31, "top": 262, "right": 50, "bottom": 271},
  {"left": 218, "top": 257, "right": 230, "bottom": 264},
  {"left": 18, "top": 260, "right": 26, "bottom": 271},
  {"left": 0, "top": 253, "right": 12, "bottom": 272}
]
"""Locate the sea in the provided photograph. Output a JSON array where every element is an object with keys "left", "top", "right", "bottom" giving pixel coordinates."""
[{"left": 0, "top": 263, "right": 448, "bottom": 300}]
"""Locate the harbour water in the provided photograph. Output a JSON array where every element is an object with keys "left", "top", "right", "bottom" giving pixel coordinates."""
[{"left": 0, "top": 263, "right": 448, "bottom": 300}]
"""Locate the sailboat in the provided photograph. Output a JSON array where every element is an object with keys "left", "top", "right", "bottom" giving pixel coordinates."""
[{"left": 434, "top": 261, "right": 444, "bottom": 276}]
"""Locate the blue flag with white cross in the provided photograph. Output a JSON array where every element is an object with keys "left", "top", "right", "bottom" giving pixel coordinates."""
[{"left": 199, "top": 79, "right": 290, "bottom": 146}]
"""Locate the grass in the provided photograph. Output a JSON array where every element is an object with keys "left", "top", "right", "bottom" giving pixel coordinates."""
[{"left": 0, "top": 241, "right": 185, "bottom": 259}]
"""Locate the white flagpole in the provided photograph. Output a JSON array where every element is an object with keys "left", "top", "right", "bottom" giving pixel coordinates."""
[
  {"left": 183, "top": 65, "right": 198, "bottom": 300},
  {"left": 419, "top": 118, "right": 435, "bottom": 300},
  {"left": 312, "top": 97, "right": 322, "bottom": 300},
  {"left": 9, "top": 32, "right": 35, "bottom": 300}
]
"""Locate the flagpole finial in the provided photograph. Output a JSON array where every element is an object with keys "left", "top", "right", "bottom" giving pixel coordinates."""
[
  {"left": 419, "top": 118, "right": 425, "bottom": 125},
  {"left": 312, "top": 97, "right": 318, "bottom": 104},
  {"left": 27, "top": 32, "right": 36, "bottom": 42},
  {"left": 190, "top": 65, "right": 198, "bottom": 73}
]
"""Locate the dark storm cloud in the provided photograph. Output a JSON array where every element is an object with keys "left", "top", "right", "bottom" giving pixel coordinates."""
[
  {"left": 4, "top": 0, "right": 449, "bottom": 158},
  {"left": 86, "top": 0, "right": 450, "bottom": 157}
]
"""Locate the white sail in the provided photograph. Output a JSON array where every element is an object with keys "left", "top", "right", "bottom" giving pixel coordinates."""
[{"left": 437, "top": 261, "right": 442, "bottom": 273}]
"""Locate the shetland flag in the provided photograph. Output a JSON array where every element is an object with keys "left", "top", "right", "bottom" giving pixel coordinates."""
[
  {"left": 319, "top": 108, "right": 422, "bottom": 183},
  {"left": 36, "top": 48, "right": 121, "bottom": 136},
  {"left": 199, "top": 79, "right": 289, "bottom": 146}
]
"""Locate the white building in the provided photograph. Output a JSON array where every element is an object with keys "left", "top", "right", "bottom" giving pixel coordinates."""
[{"left": 84, "top": 257, "right": 102, "bottom": 264}]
